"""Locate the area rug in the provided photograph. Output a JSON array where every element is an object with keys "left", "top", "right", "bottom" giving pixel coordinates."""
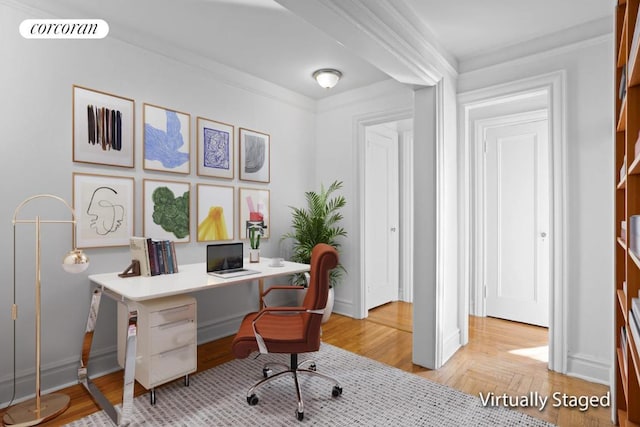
[{"left": 66, "top": 343, "right": 553, "bottom": 426}]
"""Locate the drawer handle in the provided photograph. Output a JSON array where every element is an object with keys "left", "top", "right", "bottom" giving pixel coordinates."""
[
  {"left": 157, "top": 319, "right": 193, "bottom": 330},
  {"left": 158, "top": 344, "right": 191, "bottom": 357},
  {"left": 157, "top": 305, "right": 191, "bottom": 316}
]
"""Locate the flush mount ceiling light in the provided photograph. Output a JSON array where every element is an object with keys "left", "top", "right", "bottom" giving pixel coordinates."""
[{"left": 313, "top": 69, "right": 342, "bottom": 89}]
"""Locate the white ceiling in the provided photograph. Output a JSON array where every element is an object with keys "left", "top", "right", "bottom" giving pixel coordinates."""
[
  {"left": 405, "top": 0, "right": 612, "bottom": 62},
  {"left": 16, "top": 0, "right": 613, "bottom": 99}
]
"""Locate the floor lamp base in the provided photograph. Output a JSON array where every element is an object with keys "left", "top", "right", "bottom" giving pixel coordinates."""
[{"left": 3, "top": 393, "right": 71, "bottom": 426}]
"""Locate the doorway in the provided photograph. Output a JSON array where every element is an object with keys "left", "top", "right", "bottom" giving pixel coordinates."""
[
  {"left": 362, "top": 117, "right": 413, "bottom": 314},
  {"left": 458, "top": 71, "right": 567, "bottom": 373}
]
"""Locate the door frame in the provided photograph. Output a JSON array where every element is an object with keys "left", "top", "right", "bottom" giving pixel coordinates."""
[
  {"left": 458, "top": 71, "right": 567, "bottom": 373},
  {"left": 355, "top": 108, "right": 414, "bottom": 318},
  {"left": 474, "top": 109, "right": 549, "bottom": 318}
]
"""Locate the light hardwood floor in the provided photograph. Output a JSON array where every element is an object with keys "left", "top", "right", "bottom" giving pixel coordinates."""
[{"left": 1, "top": 302, "right": 612, "bottom": 426}]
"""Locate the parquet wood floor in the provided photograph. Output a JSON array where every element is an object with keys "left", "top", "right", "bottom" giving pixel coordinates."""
[{"left": 0, "top": 302, "right": 613, "bottom": 426}]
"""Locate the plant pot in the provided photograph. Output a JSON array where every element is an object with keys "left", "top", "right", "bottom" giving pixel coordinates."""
[
  {"left": 249, "top": 249, "right": 260, "bottom": 263},
  {"left": 296, "top": 285, "right": 334, "bottom": 324},
  {"left": 322, "top": 287, "right": 334, "bottom": 324}
]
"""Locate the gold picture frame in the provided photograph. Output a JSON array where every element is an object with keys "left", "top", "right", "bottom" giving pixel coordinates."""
[
  {"left": 72, "top": 172, "right": 135, "bottom": 248},
  {"left": 143, "top": 103, "right": 191, "bottom": 174},
  {"left": 72, "top": 85, "right": 135, "bottom": 168},
  {"left": 196, "top": 183, "right": 235, "bottom": 242}
]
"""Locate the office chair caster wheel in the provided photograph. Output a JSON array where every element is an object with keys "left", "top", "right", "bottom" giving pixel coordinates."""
[
  {"left": 296, "top": 410, "right": 304, "bottom": 421},
  {"left": 332, "top": 386, "right": 343, "bottom": 397},
  {"left": 262, "top": 367, "right": 271, "bottom": 378},
  {"left": 247, "top": 394, "right": 259, "bottom": 406}
]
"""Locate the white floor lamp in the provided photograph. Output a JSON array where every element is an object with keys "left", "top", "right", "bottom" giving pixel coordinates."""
[{"left": 3, "top": 195, "right": 89, "bottom": 426}]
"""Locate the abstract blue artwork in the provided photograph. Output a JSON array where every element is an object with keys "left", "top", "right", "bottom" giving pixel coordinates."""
[
  {"left": 144, "top": 104, "right": 191, "bottom": 174},
  {"left": 197, "top": 117, "right": 234, "bottom": 179},
  {"left": 203, "top": 127, "right": 230, "bottom": 170}
]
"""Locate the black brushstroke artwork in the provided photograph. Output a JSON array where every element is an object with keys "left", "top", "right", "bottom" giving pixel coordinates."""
[{"left": 87, "top": 105, "right": 122, "bottom": 151}]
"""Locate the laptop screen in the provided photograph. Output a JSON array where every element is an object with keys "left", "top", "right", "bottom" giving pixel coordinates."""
[{"left": 207, "top": 243, "right": 243, "bottom": 273}]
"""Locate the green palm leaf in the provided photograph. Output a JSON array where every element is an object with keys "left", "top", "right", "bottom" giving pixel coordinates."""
[{"left": 282, "top": 180, "right": 347, "bottom": 287}]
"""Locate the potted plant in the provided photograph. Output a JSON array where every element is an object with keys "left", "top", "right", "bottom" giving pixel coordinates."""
[
  {"left": 282, "top": 180, "right": 347, "bottom": 322},
  {"left": 248, "top": 225, "right": 261, "bottom": 263}
]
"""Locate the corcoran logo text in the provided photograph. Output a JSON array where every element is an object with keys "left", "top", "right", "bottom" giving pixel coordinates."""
[{"left": 19, "top": 19, "right": 109, "bottom": 39}]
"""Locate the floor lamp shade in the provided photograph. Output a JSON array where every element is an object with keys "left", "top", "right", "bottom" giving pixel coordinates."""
[{"left": 3, "top": 195, "right": 89, "bottom": 426}]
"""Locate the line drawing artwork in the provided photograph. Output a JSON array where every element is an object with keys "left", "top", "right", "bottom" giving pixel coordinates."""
[
  {"left": 74, "top": 173, "right": 134, "bottom": 248},
  {"left": 244, "top": 133, "right": 265, "bottom": 173},
  {"left": 203, "top": 127, "right": 230, "bottom": 170},
  {"left": 86, "top": 186, "right": 125, "bottom": 235}
]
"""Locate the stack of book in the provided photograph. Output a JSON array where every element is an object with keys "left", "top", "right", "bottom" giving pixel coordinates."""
[
  {"left": 631, "top": 296, "right": 640, "bottom": 357},
  {"left": 130, "top": 236, "right": 179, "bottom": 277},
  {"left": 620, "top": 65, "right": 628, "bottom": 102},
  {"left": 622, "top": 324, "right": 628, "bottom": 372},
  {"left": 630, "top": 10, "right": 640, "bottom": 79},
  {"left": 630, "top": 215, "right": 640, "bottom": 255}
]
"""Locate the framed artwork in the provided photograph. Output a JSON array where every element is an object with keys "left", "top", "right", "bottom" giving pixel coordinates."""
[
  {"left": 143, "top": 103, "right": 191, "bottom": 174},
  {"left": 72, "top": 172, "right": 134, "bottom": 248},
  {"left": 239, "top": 187, "right": 270, "bottom": 239},
  {"left": 197, "top": 117, "right": 234, "bottom": 179},
  {"left": 196, "top": 184, "right": 234, "bottom": 242},
  {"left": 72, "top": 85, "right": 135, "bottom": 168},
  {"left": 239, "top": 128, "right": 270, "bottom": 183},
  {"left": 143, "top": 179, "right": 190, "bottom": 242}
]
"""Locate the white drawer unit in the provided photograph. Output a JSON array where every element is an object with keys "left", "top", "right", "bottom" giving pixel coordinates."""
[{"left": 117, "top": 294, "right": 197, "bottom": 405}]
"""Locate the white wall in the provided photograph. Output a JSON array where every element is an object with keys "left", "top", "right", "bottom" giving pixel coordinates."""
[
  {"left": 458, "top": 36, "right": 614, "bottom": 382},
  {"left": 0, "top": 2, "right": 316, "bottom": 403},
  {"left": 314, "top": 80, "right": 414, "bottom": 316}
]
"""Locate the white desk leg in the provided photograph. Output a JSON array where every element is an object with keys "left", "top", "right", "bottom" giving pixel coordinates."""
[{"left": 78, "top": 288, "right": 138, "bottom": 426}]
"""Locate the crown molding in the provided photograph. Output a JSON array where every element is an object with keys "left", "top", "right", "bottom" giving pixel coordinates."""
[
  {"left": 276, "top": 0, "right": 457, "bottom": 86},
  {"left": 1, "top": 0, "right": 317, "bottom": 113},
  {"left": 460, "top": 16, "right": 612, "bottom": 74},
  {"left": 459, "top": 32, "right": 612, "bottom": 82}
]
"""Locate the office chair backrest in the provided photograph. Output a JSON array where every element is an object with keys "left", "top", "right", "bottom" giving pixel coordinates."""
[{"left": 303, "top": 243, "right": 338, "bottom": 313}]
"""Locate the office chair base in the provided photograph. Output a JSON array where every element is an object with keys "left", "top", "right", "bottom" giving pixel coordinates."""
[{"left": 246, "top": 354, "right": 342, "bottom": 421}]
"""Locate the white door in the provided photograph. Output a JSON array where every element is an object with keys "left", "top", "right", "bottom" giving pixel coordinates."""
[
  {"left": 365, "top": 126, "right": 400, "bottom": 310},
  {"left": 484, "top": 119, "right": 549, "bottom": 327}
]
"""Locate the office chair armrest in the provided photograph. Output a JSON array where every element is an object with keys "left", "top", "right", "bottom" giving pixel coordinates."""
[
  {"left": 261, "top": 285, "right": 305, "bottom": 298},
  {"left": 261, "top": 285, "right": 306, "bottom": 307},
  {"left": 253, "top": 306, "right": 306, "bottom": 321}
]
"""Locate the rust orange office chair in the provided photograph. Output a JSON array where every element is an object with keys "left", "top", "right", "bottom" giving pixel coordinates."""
[{"left": 231, "top": 243, "right": 342, "bottom": 421}]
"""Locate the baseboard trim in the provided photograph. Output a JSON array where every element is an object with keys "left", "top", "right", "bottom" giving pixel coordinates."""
[
  {"left": 0, "top": 344, "right": 118, "bottom": 409},
  {"left": 332, "top": 298, "right": 357, "bottom": 319},
  {"left": 196, "top": 313, "right": 246, "bottom": 344},
  {"left": 566, "top": 353, "right": 610, "bottom": 386},
  {"left": 0, "top": 315, "right": 247, "bottom": 407},
  {"left": 442, "top": 328, "right": 461, "bottom": 364}
]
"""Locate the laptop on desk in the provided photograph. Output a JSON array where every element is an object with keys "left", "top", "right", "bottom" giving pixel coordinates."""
[{"left": 207, "top": 242, "right": 258, "bottom": 278}]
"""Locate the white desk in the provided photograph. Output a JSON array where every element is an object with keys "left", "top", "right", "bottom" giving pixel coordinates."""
[{"left": 78, "top": 258, "right": 309, "bottom": 426}]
